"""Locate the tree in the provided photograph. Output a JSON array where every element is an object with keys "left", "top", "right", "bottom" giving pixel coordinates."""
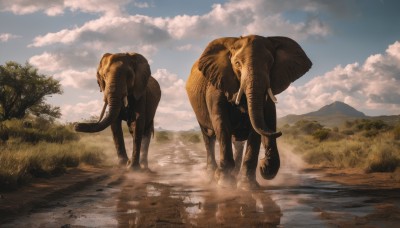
[{"left": 0, "top": 61, "right": 62, "bottom": 121}]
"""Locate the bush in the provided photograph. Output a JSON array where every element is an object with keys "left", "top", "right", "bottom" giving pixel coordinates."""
[
  {"left": 0, "top": 122, "right": 9, "bottom": 141},
  {"left": 341, "top": 129, "right": 354, "bottom": 135},
  {"left": 155, "top": 130, "right": 172, "bottom": 143},
  {"left": 312, "top": 128, "right": 331, "bottom": 141},
  {"left": 363, "top": 129, "right": 379, "bottom": 138},
  {"left": 3, "top": 118, "right": 79, "bottom": 143},
  {"left": 365, "top": 143, "right": 400, "bottom": 173},
  {"left": 178, "top": 131, "right": 202, "bottom": 144},
  {"left": 294, "top": 120, "right": 324, "bottom": 134},
  {"left": 355, "top": 119, "right": 388, "bottom": 131},
  {"left": 393, "top": 123, "right": 400, "bottom": 140}
]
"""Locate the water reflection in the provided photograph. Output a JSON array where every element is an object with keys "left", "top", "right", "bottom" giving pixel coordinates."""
[{"left": 115, "top": 171, "right": 282, "bottom": 227}]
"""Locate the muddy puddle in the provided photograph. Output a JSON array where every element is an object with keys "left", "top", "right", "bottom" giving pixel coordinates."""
[{"left": 2, "top": 136, "right": 400, "bottom": 227}]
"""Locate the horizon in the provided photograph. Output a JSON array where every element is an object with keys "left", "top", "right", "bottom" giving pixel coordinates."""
[{"left": 1, "top": 0, "right": 400, "bottom": 130}]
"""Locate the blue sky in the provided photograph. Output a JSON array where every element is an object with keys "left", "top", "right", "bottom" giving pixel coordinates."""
[{"left": 1, "top": 0, "right": 399, "bottom": 130}]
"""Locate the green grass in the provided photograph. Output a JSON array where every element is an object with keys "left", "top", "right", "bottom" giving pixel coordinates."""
[
  {"left": 155, "top": 130, "right": 173, "bottom": 143},
  {"left": 177, "top": 130, "right": 202, "bottom": 144},
  {"left": 282, "top": 119, "right": 400, "bottom": 173},
  {"left": 2, "top": 118, "right": 79, "bottom": 143},
  {"left": 0, "top": 140, "right": 105, "bottom": 191},
  {"left": 0, "top": 118, "right": 107, "bottom": 191}
]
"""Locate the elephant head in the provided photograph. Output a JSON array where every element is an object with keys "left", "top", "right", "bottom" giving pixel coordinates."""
[
  {"left": 198, "top": 35, "right": 312, "bottom": 138},
  {"left": 75, "top": 53, "right": 150, "bottom": 133}
]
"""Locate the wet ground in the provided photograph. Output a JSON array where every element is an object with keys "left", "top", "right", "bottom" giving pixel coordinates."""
[{"left": 2, "top": 136, "right": 400, "bottom": 227}]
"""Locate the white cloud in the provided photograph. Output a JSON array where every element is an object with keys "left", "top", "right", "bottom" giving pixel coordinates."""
[
  {"left": 0, "top": 0, "right": 130, "bottom": 16},
  {"left": 277, "top": 40, "right": 400, "bottom": 117},
  {"left": 61, "top": 99, "right": 103, "bottom": 123},
  {"left": 29, "top": 0, "right": 335, "bottom": 49},
  {"left": 29, "top": 15, "right": 170, "bottom": 48},
  {"left": 0, "top": 33, "right": 20, "bottom": 42},
  {"left": 53, "top": 69, "right": 97, "bottom": 90},
  {"left": 133, "top": 0, "right": 150, "bottom": 8},
  {"left": 153, "top": 69, "right": 197, "bottom": 130},
  {"left": 29, "top": 49, "right": 99, "bottom": 72}
]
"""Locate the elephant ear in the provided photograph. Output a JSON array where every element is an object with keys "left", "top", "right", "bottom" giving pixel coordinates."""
[
  {"left": 97, "top": 53, "right": 112, "bottom": 92},
  {"left": 198, "top": 37, "right": 239, "bottom": 100},
  {"left": 263, "top": 36, "right": 312, "bottom": 95},
  {"left": 127, "top": 52, "right": 151, "bottom": 99}
]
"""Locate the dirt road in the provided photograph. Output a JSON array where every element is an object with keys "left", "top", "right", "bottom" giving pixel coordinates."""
[{"left": 2, "top": 136, "right": 400, "bottom": 227}]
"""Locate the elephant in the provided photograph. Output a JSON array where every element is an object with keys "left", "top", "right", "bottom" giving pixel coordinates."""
[
  {"left": 75, "top": 52, "right": 161, "bottom": 171},
  {"left": 186, "top": 35, "right": 312, "bottom": 189}
]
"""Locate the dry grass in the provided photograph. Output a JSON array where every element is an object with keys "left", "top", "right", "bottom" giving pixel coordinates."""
[
  {"left": 282, "top": 119, "right": 400, "bottom": 173},
  {"left": 0, "top": 140, "right": 105, "bottom": 191},
  {"left": 0, "top": 118, "right": 111, "bottom": 191}
]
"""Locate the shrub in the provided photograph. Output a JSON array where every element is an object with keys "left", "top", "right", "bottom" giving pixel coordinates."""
[
  {"left": 355, "top": 119, "right": 388, "bottom": 131},
  {"left": 365, "top": 143, "right": 400, "bottom": 173},
  {"left": 178, "top": 131, "right": 202, "bottom": 144},
  {"left": 393, "top": 123, "right": 400, "bottom": 140},
  {"left": 4, "top": 118, "right": 79, "bottom": 143},
  {"left": 312, "top": 128, "right": 331, "bottom": 141},
  {"left": 294, "top": 120, "right": 324, "bottom": 135},
  {"left": 155, "top": 130, "right": 172, "bottom": 143},
  {"left": 341, "top": 129, "right": 354, "bottom": 135},
  {"left": 0, "top": 122, "right": 9, "bottom": 141},
  {"left": 363, "top": 129, "right": 379, "bottom": 138}
]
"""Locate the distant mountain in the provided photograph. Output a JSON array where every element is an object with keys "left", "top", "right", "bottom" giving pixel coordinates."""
[
  {"left": 279, "top": 101, "right": 374, "bottom": 127},
  {"left": 305, "top": 101, "right": 366, "bottom": 117}
]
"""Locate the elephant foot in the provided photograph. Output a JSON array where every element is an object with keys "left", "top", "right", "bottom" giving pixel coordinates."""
[
  {"left": 215, "top": 170, "right": 236, "bottom": 188},
  {"left": 140, "top": 167, "right": 155, "bottom": 174},
  {"left": 259, "top": 156, "right": 280, "bottom": 180},
  {"left": 231, "top": 167, "right": 241, "bottom": 178},
  {"left": 140, "top": 162, "right": 148, "bottom": 170},
  {"left": 237, "top": 176, "right": 260, "bottom": 191},
  {"left": 118, "top": 157, "right": 129, "bottom": 166},
  {"left": 126, "top": 160, "right": 141, "bottom": 172},
  {"left": 206, "top": 164, "right": 217, "bottom": 183}
]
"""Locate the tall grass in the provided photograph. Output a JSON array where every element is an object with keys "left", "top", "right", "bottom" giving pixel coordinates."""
[
  {"left": 0, "top": 118, "right": 108, "bottom": 191},
  {"left": 0, "top": 141, "right": 105, "bottom": 191},
  {"left": 282, "top": 119, "right": 400, "bottom": 173}
]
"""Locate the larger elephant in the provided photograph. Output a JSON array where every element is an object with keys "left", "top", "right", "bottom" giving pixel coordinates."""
[
  {"left": 75, "top": 53, "right": 161, "bottom": 170},
  {"left": 186, "top": 35, "right": 312, "bottom": 189}
]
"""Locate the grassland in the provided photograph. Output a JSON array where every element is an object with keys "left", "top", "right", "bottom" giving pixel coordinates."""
[
  {"left": 0, "top": 118, "right": 108, "bottom": 191},
  {"left": 281, "top": 119, "right": 400, "bottom": 173}
]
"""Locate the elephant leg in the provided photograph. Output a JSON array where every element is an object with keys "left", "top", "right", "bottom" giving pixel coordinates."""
[
  {"left": 232, "top": 139, "right": 245, "bottom": 177},
  {"left": 139, "top": 124, "right": 153, "bottom": 170},
  {"left": 259, "top": 98, "right": 280, "bottom": 180},
  {"left": 126, "top": 115, "right": 145, "bottom": 171},
  {"left": 111, "top": 119, "right": 129, "bottom": 165},
  {"left": 237, "top": 129, "right": 261, "bottom": 190},
  {"left": 200, "top": 126, "right": 217, "bottom": 181},
  {"left": 208, "top": 105, "right": 235, "bottom": 187}
]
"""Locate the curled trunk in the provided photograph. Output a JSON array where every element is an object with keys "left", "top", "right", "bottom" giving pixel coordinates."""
[
  {"left": 75, "top": 96, "right": 122, "bottom": 133},
  {"left": 245, "top": 74, "right": 281, "bottom": 138}
]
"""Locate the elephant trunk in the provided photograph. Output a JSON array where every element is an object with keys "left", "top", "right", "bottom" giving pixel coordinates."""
[
  {"left": 245, "top": 70, "right": 281, "bottom": 138},
  {"left": 75, "top": 73, "right": 124, "bottom": 133}
]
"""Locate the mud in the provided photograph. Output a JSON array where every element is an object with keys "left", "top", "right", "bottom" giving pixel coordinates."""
[{"left": 2, "top": 136, "right": 400, "bottom": 227}]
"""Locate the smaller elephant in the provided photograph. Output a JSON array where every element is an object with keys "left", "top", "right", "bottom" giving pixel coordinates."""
[{"left": 75, "top": 53, "right": 161, "bottom": 171}]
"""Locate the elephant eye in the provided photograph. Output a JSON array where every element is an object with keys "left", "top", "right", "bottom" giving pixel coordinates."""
[{"left": 235, "top": 61, "right": 241, "bottom": 68}]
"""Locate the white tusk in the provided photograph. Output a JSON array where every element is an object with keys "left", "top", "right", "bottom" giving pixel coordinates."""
[
  {"left": 123, "top": 96, "right": 128, "bottom": 107},
  {"left": 235, "top": 88, "right": 244, "bottom": 105},
  {"left": 267, "top": 88, "right": 278, "bottom": 103},
  {"left": 98, "top": 102, "right": 108, "bottom": 122}
]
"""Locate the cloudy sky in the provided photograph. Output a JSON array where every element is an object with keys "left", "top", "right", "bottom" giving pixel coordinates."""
[{"left": 1, "top": 0, "right": 399, "bottom": 130}]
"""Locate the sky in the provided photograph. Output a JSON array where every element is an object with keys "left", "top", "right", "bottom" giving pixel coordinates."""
[{"left": 0, "top": 0, "right": 399, "bottom": 130}]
